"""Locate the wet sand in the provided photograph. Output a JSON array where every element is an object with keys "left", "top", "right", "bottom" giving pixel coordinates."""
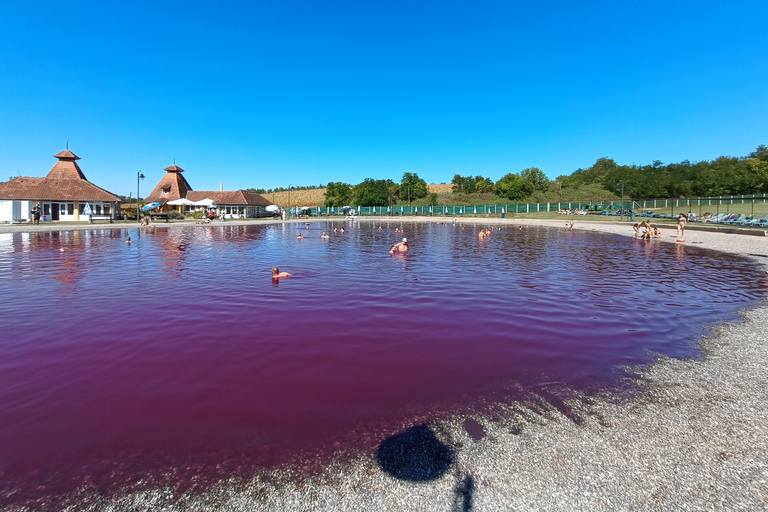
[{"left": 3, "top": 217, "right": 767, "bottom": 511}]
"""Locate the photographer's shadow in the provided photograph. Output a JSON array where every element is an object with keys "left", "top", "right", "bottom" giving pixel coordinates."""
[{"left": 376, "top": 424, "right": 475, "bottom": 511}]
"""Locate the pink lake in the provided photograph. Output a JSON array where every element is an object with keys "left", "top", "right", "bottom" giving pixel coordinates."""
[{"left": 0, "top": 221, "right": 765, "bottom": 506}]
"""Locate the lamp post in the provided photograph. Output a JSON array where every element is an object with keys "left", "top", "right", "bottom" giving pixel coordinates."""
[{"left": 137, "top": 171, "right": 145, "bottom": 224}]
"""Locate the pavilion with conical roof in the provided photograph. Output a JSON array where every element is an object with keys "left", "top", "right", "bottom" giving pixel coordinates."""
[
  {"left": 144, "top": 163, "right": 270, "bottom": 219},
  {"left": 0, "top": 149, "right": 121, "bottom": 223},
  {"left": 144, "top": 164, "right": 194, "bottom": 204}
]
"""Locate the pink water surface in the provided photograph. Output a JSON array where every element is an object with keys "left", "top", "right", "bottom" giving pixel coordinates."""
[{"left": 0, "top": 222, "right": 765, "bottom": 506}]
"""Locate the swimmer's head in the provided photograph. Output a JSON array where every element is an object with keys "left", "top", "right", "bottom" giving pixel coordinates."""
[
  {"left": 272, "top": 267, "right": 279, "bottom": 275},
  {"left": 402, "top": 238, "right": 407, "bottom": 242}
]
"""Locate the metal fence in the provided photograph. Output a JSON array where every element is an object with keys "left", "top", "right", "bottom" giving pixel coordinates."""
[{"left": 292, "top": 194, "right": 768, "bottom": 217}]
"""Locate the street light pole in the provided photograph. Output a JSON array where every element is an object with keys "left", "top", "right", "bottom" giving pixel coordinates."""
[{"left": 137, "top": 170, "right": 145, "bottom": 224}]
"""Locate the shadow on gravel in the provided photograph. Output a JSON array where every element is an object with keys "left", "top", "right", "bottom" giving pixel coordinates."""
[
  {"left": 452, "top": 475, "right": 474, "bottom": 512},
  {"left": 376, "top": 425, "right": 454, "bottom": 481}
]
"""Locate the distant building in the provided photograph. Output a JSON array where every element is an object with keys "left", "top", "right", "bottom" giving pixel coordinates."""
[
  {"left": 0, "top": 150, "right": 121, "bottom": 223},
  {"left": 144, "top": 164, "right": 271, "bottom": 218}
]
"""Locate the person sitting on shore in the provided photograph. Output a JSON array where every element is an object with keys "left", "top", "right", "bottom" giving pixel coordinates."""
[
  {"left": 272, "top": 267, "right": 291, "bottom": 279},
  {"left": 652, "top": 227, "right": 662, "bottom": 239},
  {"left": 390, "top": 238, "right": 409, "bottom": 254},
  {"left": 633, "top": 220, "right": 649, "bottom": 239}
]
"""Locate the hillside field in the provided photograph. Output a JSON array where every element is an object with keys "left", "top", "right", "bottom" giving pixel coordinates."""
[{"left": 266, "top": 184, "right": 452, "bottom": 207}]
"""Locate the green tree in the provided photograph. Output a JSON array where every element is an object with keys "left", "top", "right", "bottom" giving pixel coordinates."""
[
  {"left": 496, "top": 173, "right": 534, "bottom": 200},
  {"left": 324, "top": 182, "right": 352, "bottom": 207},
  {"left": 520, "top": 167, "right": 550, "bottom": 193},
  {"left": 749, "top": 145, "right": 768, "bottom": 162},
  {"left": 351, "top": 179, "right": 394, "bottom": 206},
  {"left": 451, "top": 174, "right": 476, "bottom": 194},
  {"left": 474, "top": 175, "right": 495, "bottom": 193},
  {"left": 401, "top": 172, "right": 428, "bottom": 199}
]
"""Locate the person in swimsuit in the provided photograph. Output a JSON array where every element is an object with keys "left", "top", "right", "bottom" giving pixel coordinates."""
[
  {"left": 272, "top": 267, "right": 291, "bottom": 279},
  {"left": 297, "top": 232, "right": 303, "bottom": 239},
  {"left": 677, "top": 213, "right": 687, "bottom": 241},
  {"left": 321, "top": 232, "right": 330, "bottom": 239},
  {"left": 390, "top": 238, "right": 409, "bottom": 254}
]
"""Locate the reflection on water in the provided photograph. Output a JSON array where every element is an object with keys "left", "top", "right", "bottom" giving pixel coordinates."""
[{"left": 0, "top": 221, "right": 765, "bottom": 507}]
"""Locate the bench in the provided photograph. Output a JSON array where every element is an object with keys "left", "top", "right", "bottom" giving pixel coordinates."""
[
  {"left": 89, "top": 214, "right": 113, "bottom": 223},
  {"left": 150, "top": 214, "right": 169, "bottom": 223}
]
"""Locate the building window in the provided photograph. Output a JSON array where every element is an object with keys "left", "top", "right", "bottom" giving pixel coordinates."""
[
  {"left": 163, "top": 186, "right": 171, "bottom": 194},
  {"left": 67, "top": 203, "right": 75, "bottom": 215}
]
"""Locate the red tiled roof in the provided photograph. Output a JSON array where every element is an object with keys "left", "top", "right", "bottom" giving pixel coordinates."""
[
  {"left": 163, "top": 164, "right": 185, "bottom": 172},
  {"left": 0, "top": 177, "right": 121, "bottom": 202},
  {"left": 187, "top": 190, "right": 271, "bottom": 206}
]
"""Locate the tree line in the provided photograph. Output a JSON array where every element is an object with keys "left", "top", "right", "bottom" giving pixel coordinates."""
[{"left": 261, "top": 145, "right": 768, "bottom": 207}]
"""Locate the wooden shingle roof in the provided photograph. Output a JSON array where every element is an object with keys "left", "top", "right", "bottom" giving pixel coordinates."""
[
  {"left": 144, "top": 167, "right": 194, "bottom": 204},
  {"left": 46, "top": 150, "right": 87, "bottom": 180}
]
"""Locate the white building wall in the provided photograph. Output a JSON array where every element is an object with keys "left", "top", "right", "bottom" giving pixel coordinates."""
[{"left": 0, "top": 200, "right": 13, "bottom": 223}]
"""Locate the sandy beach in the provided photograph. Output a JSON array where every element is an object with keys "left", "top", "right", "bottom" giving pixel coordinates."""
[{"left": 3, "top": 218, "right": 767, "bottom": 511}]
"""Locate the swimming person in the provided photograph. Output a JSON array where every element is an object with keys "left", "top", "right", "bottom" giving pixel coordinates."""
[
  {"left": 677, "top": 213, "right": 687, "bottom": 241},
  {"left": 390, "top": 238, "right": 409, "bottom": 254},
  {"left": 322, "top": 232, "right": 330, "bottom": 239},
  {"left": 272, "top": 267, "right": 291, "bottom": 279},
  {"left": 297, "top": 232, "right": 303, "bottom": 239},
  {"left": 125, "top": 236, "right": 132, "bottom": 244}
]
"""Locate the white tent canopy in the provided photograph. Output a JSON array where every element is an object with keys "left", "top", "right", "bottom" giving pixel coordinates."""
[
  {"left": 191, "top": 198, "right": 216, "bottom": 206},
  {"left": 166, "top": 198, "right": 194, "bottom": 205}
]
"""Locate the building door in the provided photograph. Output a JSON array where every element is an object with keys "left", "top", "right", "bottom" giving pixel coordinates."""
[{"left": 51, "top": 203, "right": 60, "bottom": 221}]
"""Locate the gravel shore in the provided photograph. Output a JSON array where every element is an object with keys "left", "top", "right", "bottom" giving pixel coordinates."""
[{"left": 5, "top": 218, "right": 768, "bottom": 511}]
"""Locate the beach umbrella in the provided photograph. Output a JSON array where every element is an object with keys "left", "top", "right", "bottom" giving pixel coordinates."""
[
  {"left": 474, "top": 206, "right": 477, "bottom": 214},
  {"left": 401, "top": 206, "right": 404, "bottom": 213},
  {"left": 429, "top": 206, "right": 433, "bottom": 214},
  {"left": 265, "top": 204, "right": 280, "bottom": 212},
  {"left": 167, "top": 198, "right": 194, "bottom": 206},
  {"left": 83, "top": 203, "right": 92, "bottom": 216},
  {"left": 141, "top": 202, "right": 162, "bottom": 211}
]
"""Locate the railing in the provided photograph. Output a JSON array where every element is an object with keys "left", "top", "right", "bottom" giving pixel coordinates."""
[{"left": 294, "top": 194, "right": 768, "bottom": 217}]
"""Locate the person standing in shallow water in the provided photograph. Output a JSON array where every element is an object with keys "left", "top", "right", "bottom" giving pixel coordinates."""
[{"left": 677, "top": 213, "right": 687, "bottom": 241}]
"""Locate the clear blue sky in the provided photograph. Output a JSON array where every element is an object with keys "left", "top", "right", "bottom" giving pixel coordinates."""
[{"left": 2, "top": 0, "right": 766, "bottom": 196}]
